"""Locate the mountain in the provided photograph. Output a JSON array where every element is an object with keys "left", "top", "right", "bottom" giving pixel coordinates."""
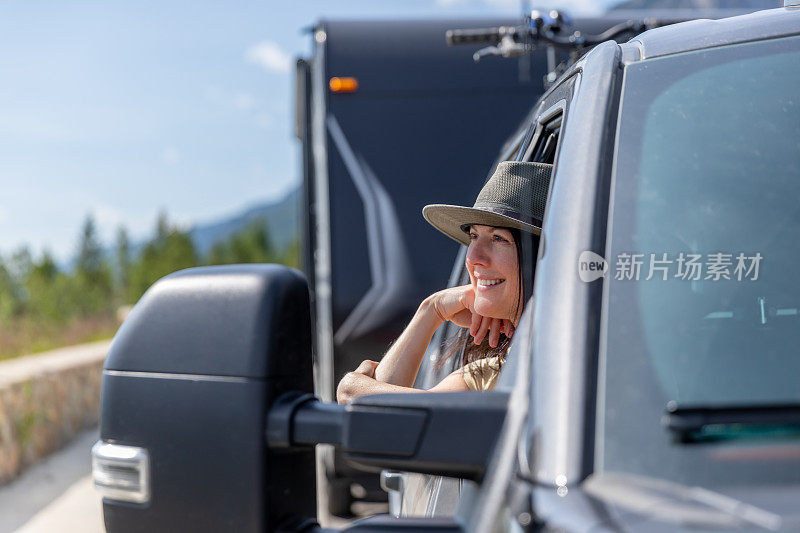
[
  {"left": 190, "top": 187, "right": 300, "bottom": 258},
  {"left": 73, "top": 187, "right": 299, "bottom": 275}
]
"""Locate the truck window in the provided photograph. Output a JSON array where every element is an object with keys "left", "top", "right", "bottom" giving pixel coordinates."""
[
  {"left": 522, "top": 113, "right": 562, "bottom": 164},
  {"left": 600, "top": 35, "right": 800, "bottom": 487}
]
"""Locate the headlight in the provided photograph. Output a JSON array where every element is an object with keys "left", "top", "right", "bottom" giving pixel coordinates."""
[{"left": 91, "top": 441, "right": 150, "bottom": 504}]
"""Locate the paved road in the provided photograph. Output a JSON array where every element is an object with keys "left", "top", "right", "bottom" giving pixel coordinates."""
[
  {"left": 0, "top": 428, "right": 387, "bottom": 533},
  {"left": 0, "top": 428, "right": 103, "bottom": 533}
]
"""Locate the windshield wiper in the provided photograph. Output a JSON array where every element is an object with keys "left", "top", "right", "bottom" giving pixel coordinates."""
[{"left": 663, "top": 404, "right": 800, "bottom": 444}]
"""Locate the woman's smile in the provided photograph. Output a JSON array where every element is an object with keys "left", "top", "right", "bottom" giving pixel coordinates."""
[{"left": 475, "top": 277, "right": 505, "bottom": 288}]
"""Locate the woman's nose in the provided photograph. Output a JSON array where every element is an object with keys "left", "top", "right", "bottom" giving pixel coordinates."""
[{"left": 466, "top": 239, "right": 491, "bottom": 266}]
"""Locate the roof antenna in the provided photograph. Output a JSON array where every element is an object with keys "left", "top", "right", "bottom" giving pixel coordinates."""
[{"left": 518, "top": 0, "right": 531, "bottom": 83}]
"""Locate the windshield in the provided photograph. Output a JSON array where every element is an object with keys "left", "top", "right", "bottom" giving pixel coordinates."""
[{"left": 598, "top": 35, "right": 800, "bottom": 487}]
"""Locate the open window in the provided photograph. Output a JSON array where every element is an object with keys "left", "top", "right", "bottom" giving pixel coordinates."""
[
  {"left": 519, "top": 101, "right": 565, "bottom": 165},
  {"left": 414, "top": 97, "right": 571, "bottom": 420}
]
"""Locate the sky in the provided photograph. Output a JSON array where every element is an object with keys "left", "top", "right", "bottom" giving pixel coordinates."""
[{"left": 0, "top": 0, "right": 621, "bottom": 263}]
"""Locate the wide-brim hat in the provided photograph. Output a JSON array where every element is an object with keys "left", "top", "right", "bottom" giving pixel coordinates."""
[{"left": 423, "top": 161, "right": 553, "bottom": 246}]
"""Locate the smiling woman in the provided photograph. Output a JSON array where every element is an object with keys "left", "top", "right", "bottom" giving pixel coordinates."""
[{"left": 336, "top": 161, "right": 551, "bottom": 403}]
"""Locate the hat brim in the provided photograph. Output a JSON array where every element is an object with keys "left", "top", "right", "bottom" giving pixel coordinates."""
[{"left": 422, "top": 204, "right": 542, "bottom": 246}]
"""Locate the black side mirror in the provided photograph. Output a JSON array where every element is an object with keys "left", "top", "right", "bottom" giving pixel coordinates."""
[
  {"left": 268, "top": 391, "right": 509, "bottom": 481},
  {"left": 95, "top": 264, "right": 316, "bottom": 533}
]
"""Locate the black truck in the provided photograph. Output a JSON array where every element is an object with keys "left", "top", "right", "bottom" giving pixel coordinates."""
[{"left": 91, "top": 6, "right": 800, "bottom": 532}]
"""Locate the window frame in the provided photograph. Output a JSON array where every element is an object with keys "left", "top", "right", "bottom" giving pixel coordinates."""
[{"left": 518, "top": 100, "right": 566, "bottom": 165}]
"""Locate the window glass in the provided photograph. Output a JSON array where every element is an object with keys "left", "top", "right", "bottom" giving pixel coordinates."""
[
  {"left": 522, "top": 114, "right": 561, "bottom": 163},
  {"left": 600, "top": 36, "right": 800, "bottom": 486}
]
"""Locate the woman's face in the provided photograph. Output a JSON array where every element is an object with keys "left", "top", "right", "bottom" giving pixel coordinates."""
[{"left": 465, "top": 225, "right": 520, "bottom": 322}]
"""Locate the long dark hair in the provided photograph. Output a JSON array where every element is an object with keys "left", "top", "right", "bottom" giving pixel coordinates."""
[{"left": 435, "top": 227, "right": 538, "bottom": 371}]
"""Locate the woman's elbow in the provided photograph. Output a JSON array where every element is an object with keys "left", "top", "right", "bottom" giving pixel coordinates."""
[{"left": 336, "top": 372, "right": 356, "bottom": 404}]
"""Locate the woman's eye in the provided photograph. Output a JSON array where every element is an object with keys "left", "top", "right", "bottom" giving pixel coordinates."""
[
  {"left": 493, "top": 234, "right": 508, "bottom": 243},
  {"left": 469, "top": 233, "right": 478, "bottom": 240}
]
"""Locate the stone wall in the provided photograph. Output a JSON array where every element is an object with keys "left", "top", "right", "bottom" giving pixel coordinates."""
[{"left": 0, "top": 340, "right": 110, "bottom": 485}]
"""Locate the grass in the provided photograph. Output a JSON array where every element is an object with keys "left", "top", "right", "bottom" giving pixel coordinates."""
[{"left": 0, "top": 314, "right": 121, "bottom": 362}]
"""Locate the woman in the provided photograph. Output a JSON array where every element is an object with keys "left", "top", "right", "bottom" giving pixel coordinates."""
[{"left": 336, "top": 161, "right": 552, "bottom": 403}]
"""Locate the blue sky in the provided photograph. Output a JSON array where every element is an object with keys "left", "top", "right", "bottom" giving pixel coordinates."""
[{"left": 0, "top": 0, "right": 618, "bottom": 263}]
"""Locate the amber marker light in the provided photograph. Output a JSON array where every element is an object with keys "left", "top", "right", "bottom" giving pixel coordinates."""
[{"left": 329, "top": 77, "right": 359, "bottom": 93}]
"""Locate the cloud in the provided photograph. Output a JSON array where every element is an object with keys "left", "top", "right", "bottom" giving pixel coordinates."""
[
  {"left": 205, "top": 87, "right": 267, "bottom": 115},
  {"left": 204, "top": 87, "right": 283, "bottom": 131},
  {"left": 434, "top": 0, "right": 516, "bottom": 8},
  {"left": 255, "top": 113, "right": 274, "bottom": 130},
  {"left": 233, "top": 92, "right": 257, "bottom": 111},
  {"left": 246, "top": 41, "right": 293, "bottom": 74},
  {"left": 162, "top": 146, "right": 181, "bottom": 165},
  {"left": 477, "top": 0, "right": 517, "bottom": 7},
  {"left": 91, "top": 204, "right": 125, "bottom": 229}
]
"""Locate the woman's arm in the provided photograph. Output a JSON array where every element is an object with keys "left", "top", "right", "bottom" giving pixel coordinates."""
[
  {"left": 373, "top": 284, "right": 490, "bottom": 387},
  {"left": 372, "top": 296, "right": 445, "bottom": 387},
  {"left": 339, "top": 284, "right": 511, "bottom": 399},
  {"left": 337, "top": 366, "right": 469, "bottom": 404}
]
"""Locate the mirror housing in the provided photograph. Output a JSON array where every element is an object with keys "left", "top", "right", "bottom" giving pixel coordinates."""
[
  {"left": 97, "top": 264, "right": 316, "bottom": 533},
  {"left": 268, "top": 391, "right": 509, "bottom": 481}
]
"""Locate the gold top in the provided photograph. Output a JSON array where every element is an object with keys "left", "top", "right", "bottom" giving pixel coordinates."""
[{"left": 461, "top": 356, "right": 504, "bottom": 391}]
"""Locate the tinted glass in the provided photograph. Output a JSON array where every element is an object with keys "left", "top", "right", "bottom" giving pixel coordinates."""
[{"left": 600, "top": 36, "right": 800, "bottom": 486}]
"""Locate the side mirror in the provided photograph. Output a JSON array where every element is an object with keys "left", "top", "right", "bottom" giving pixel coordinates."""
[
  {"left": 268, "top": 391, "right": 509, "bottom": 481},
  {"left": 95, "top": 264, "right": 316, "bottom": 533}
]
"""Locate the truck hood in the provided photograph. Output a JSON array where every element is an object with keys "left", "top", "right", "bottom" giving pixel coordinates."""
[{"left": 581, "top": 472, "right": 800, "bottom": 531}]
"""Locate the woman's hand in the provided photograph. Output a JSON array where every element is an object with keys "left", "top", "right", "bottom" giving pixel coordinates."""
[
  {"left": 353, "top": 359, "right": 379, "bottom": 378},
  {"left": 366, "top": 284, "right": 514, "bottom": 390},
  {"left": 470, "top": 314, "right": 514, "bottom": 348},
  {"left": 429, "top": 285, "right": 514, "bottom": 348},
  {"left": 429, "top": 284, "right": 475, "bottom": 327}
]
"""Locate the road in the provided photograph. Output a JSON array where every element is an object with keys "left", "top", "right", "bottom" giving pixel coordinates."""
[
  {"left": 0, "top": 428, "right": 387, "bottom": 533},
  {"left": 0, "top": 428, "right": 104, "bottom": 533}
]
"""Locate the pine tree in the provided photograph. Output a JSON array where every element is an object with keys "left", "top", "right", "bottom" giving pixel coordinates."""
[
  {"left": 0, "top": 256, "right": 22, "bottom": 320},
  {"left": 73, "top": 214, "right": 113, "bottom": 316},
  {"left": 9, "top": 246, "right": 32, "bottom": 285},
  {"left": 282, "top": 238, "right": 300, "bottom": 269},
  {"left": 156, "top": 210, "right": 170, "bottom": 242},
  {"left": 7, "top": 246, "right": 33, "bottom": 309},
  {"left": 76, "top": 215, "right": 103, "bottom": 277},
  {"left": 115, "top": 225, "right": 131, "bottom": 298},
  {"left": 206, "top": 218, "right": 277, "bottom": 265},
  {"left": 127, "top": 212, "right": 198, "bottom": 303},
  {"left": 26, "top": 250, "right": 69, "bottom": 322}
]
